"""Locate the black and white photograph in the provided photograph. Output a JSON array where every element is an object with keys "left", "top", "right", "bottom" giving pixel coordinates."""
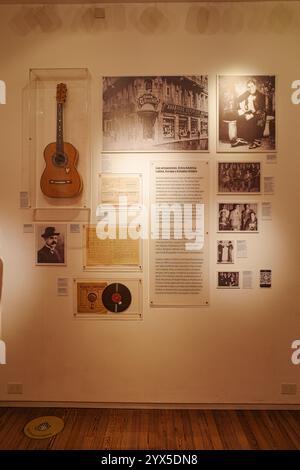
[
  {"left": 218, "top": 75, "right": 276, "bottom": 152},
  {"left": 218, "top": 203, "right": 258, "bottom": 232},
  {"left": 217, "top": 271, "right": 240, "bottom": 289},
  {"left": 260, "top": 269, "right": 272, "bottom": 288},
  {"left": 36, "top": 224, "right": 66, "bottom": 265},
  {"left": 217, "top": 240, "right": 235, "bottom": 264},
  {"left": 218, "top": 162, "right": 261, "bottom": 194},
  {"left": 102, "top": 76, "right": 208, "bottom": 151}
]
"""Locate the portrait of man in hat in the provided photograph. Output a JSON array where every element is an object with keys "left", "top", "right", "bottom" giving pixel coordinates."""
[{"left": 36, "top": 225, "right": 66, "bottom": 265}]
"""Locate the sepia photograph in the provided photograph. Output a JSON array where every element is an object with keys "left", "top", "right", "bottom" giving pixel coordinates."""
[
  {"left": 260, "top": 269, "right": 272, "bottom": 288},
  {"left": 218, "top": 162, "right": 261, "bottom": 194},
  {"left": 218, "top": 203, "right": 258, "bottom": 232},
  {"left": 217, "top": 271, "right": 240, "bottom": 289},
  {"left": 217, "top": 240, "right": 235, "bottom": 264},
  {"left": 102, "top": 76, "right": 208, "bottom": 152},
  {"left": 218, "top": 75, "right": 276, "bottom": 152},
  {"left": 36, "top": 224, "right": 66, "bottom": 265}
]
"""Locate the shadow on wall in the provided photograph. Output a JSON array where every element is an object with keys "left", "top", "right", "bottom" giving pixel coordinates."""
[
  {"left": 7, "top": 3, "right": 300, "bottom": 36},
  {"left": 131, "top": 6, "right": 170, "bottom": 35},
  {"left": 185, "top": 3, "right": 295, "bottom": 35},
  {"left": 8, "top": 4, "right": 127, "bottom": 35},
  {"left": 9, "top": 5, "right": 62, "bottom": 35}
]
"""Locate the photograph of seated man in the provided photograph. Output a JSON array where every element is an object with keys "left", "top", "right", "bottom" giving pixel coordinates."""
[{"left": 218, "top": 75, "right": 276, "bottom": 152}]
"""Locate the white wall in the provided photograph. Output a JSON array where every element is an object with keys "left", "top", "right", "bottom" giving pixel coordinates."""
[{"left": 0, "top": 1, "right": 300, "bottom": 405}]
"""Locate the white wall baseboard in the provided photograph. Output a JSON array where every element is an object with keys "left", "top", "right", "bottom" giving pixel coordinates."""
[{"left": 0, "top": 401, "right": 300, "bottom": 410}]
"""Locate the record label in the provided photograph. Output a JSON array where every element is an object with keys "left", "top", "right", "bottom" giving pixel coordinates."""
[
  {"left": 77, "top": 282, "right": 107, "bottom": 314},
  {"left": 102, "top": 283, "right": 132, "bottom": 313}
]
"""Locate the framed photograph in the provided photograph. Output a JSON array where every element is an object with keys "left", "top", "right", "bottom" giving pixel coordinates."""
[
  {"left": 217, "top": 271, "right": 240, "bottom": 289},
  {"left": 217, "top": 75, "right": 276, "bottom": 152},
  {"left": 260, "top": 269, "right": 272, "bottom": 288},
  {"left": 217, "top": 240, "right": 235, "bottom": 264},
  {"left": 102, "top": 76, "right": 208, "bottom": 152},
  {"left": 218, "top": 203, "right": 259, "bottom": 232},
  {"left": 217, "top": 161, "right": 261, "bottom": 194},
  {"left": 35, "top": 224, "right": 67, "bottom": 266}
]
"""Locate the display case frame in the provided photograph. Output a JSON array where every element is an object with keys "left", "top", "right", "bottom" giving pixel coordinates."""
[
  {"left": 73, "top": 278, "right": 143, "bottom": 320},
  {"left": 23, "top": 68, "right": 91, "bottom": 221}
]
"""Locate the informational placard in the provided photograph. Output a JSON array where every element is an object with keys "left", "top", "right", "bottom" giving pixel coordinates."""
[
  {"left": 264, "top": 176, "right": 275, "bottom": 194},
  {"left": 236, "top": 240, "right": 248, "bottom": 258},
  {"left": 266, "top": 154, "right": 277, "bottom": 164},
  {"left": 70, "top": 224, "right": 81, "bottom": 234},
  {"left": 20, "top": 191, "right": 30, "bottom": 208},
  {"left": 262, "top": 202, "right": 272, "bottom": 220},
  {"left": 242, "top": 270, "right": 253, "bottom": 289},
  {"left": 150, "top": 161, "right": 209, "bottom": 307},
  {"left": 84, "top": 225, "right": 140, "bottom": 269},
  {"left": 57, "top": 278, "right": 69, "bottom": 296},
  {"left": 99, "top": 174, "right": 141, "bottom": 205},
  {"left": 23, "top": 224, "right": 34, "bottom": 234},
  {"left": 101, "top": 156, "right": 113, "bottom": 173}
]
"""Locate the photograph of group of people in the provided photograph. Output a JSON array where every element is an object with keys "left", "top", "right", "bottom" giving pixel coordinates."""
[
  {"left": 215, "top": 75, "right": 273, "bottom": 288},
  {"left": 218, "top": 203, "right": 258, "bottom": 232},
  {"left": 218, "top": 162, "right": 261, "bottom": 194},
  {"left": 218, "top": 75, "right": 276, "bottom": 152},
  {"left": 217, "top": 271, "right": 240, "bottom": 289}
]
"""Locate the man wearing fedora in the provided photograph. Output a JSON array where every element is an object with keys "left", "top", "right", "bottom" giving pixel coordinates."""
[{"left": 37, "top": 226, "right": 64, "bottom": 264}]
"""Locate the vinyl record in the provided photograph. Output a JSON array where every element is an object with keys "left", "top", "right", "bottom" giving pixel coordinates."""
[
  {"left": 102, "top": 282, "right": 132, "bottom": 313},
  {"left": 24, "top": 416, "right": 64, "bottom": 440}
]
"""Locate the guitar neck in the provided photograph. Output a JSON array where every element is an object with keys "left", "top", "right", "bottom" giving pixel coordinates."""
[{"left": 56, "top": 102, "right": 64, "bottom": 153}]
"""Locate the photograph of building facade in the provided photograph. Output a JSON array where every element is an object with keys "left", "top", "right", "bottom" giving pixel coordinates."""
[{"left": 102, "top": 75, "right": 208, "bottom": 151}]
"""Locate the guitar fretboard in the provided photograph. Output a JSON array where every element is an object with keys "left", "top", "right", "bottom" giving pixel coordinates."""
[{"left": 56, "top": 102, "right": 64, "bottom": 154}]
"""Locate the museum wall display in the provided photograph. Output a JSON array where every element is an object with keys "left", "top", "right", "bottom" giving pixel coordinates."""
[{"left": 0, "top": 1, "right": 299, "bottom": 406}]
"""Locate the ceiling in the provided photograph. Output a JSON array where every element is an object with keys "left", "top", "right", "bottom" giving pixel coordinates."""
[{"left": 0, "top": 0, "right": 297, "bottom": 4}]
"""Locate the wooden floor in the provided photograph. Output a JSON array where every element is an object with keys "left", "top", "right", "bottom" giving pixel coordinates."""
[{"left": 0, "top": 408, "right": 300, "bottom": 450}]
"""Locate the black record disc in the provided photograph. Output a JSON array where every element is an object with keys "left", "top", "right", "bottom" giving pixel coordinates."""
[{"left": 102, "top": 283, "right": 132, "bottom": 313}]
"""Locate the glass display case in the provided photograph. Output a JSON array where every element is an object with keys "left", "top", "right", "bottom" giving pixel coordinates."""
[{"left": 22, "top": 68, "right": 91, "bottom": 221}]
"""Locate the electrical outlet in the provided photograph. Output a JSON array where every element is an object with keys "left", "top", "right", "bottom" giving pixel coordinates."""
[
  {"left": 281, "top": 383, "right": 297, "bottom": 395},
  {"left": 7, "top": 383, "right": 23, "bottom": 395}
]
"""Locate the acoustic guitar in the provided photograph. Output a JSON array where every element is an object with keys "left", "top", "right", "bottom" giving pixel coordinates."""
[{"left": 40, "top": 83, "right": 83, "bottom": 198}]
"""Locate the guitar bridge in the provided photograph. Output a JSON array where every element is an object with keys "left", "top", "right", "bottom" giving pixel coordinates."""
[{"left": 49, "top": 179, "right": 72, "bottom": 184}]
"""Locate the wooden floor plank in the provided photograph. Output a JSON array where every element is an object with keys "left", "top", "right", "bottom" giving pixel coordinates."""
[
  {"left": 0, "top": 408, "right": 299, "bottom": 450},
  {"left": 236, "top": 410, "right": 260, "bottom": 450}
]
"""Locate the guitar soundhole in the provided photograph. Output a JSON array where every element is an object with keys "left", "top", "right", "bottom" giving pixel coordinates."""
[{"left": 53, "top": 153, "right": 67, "bottom": 167}]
